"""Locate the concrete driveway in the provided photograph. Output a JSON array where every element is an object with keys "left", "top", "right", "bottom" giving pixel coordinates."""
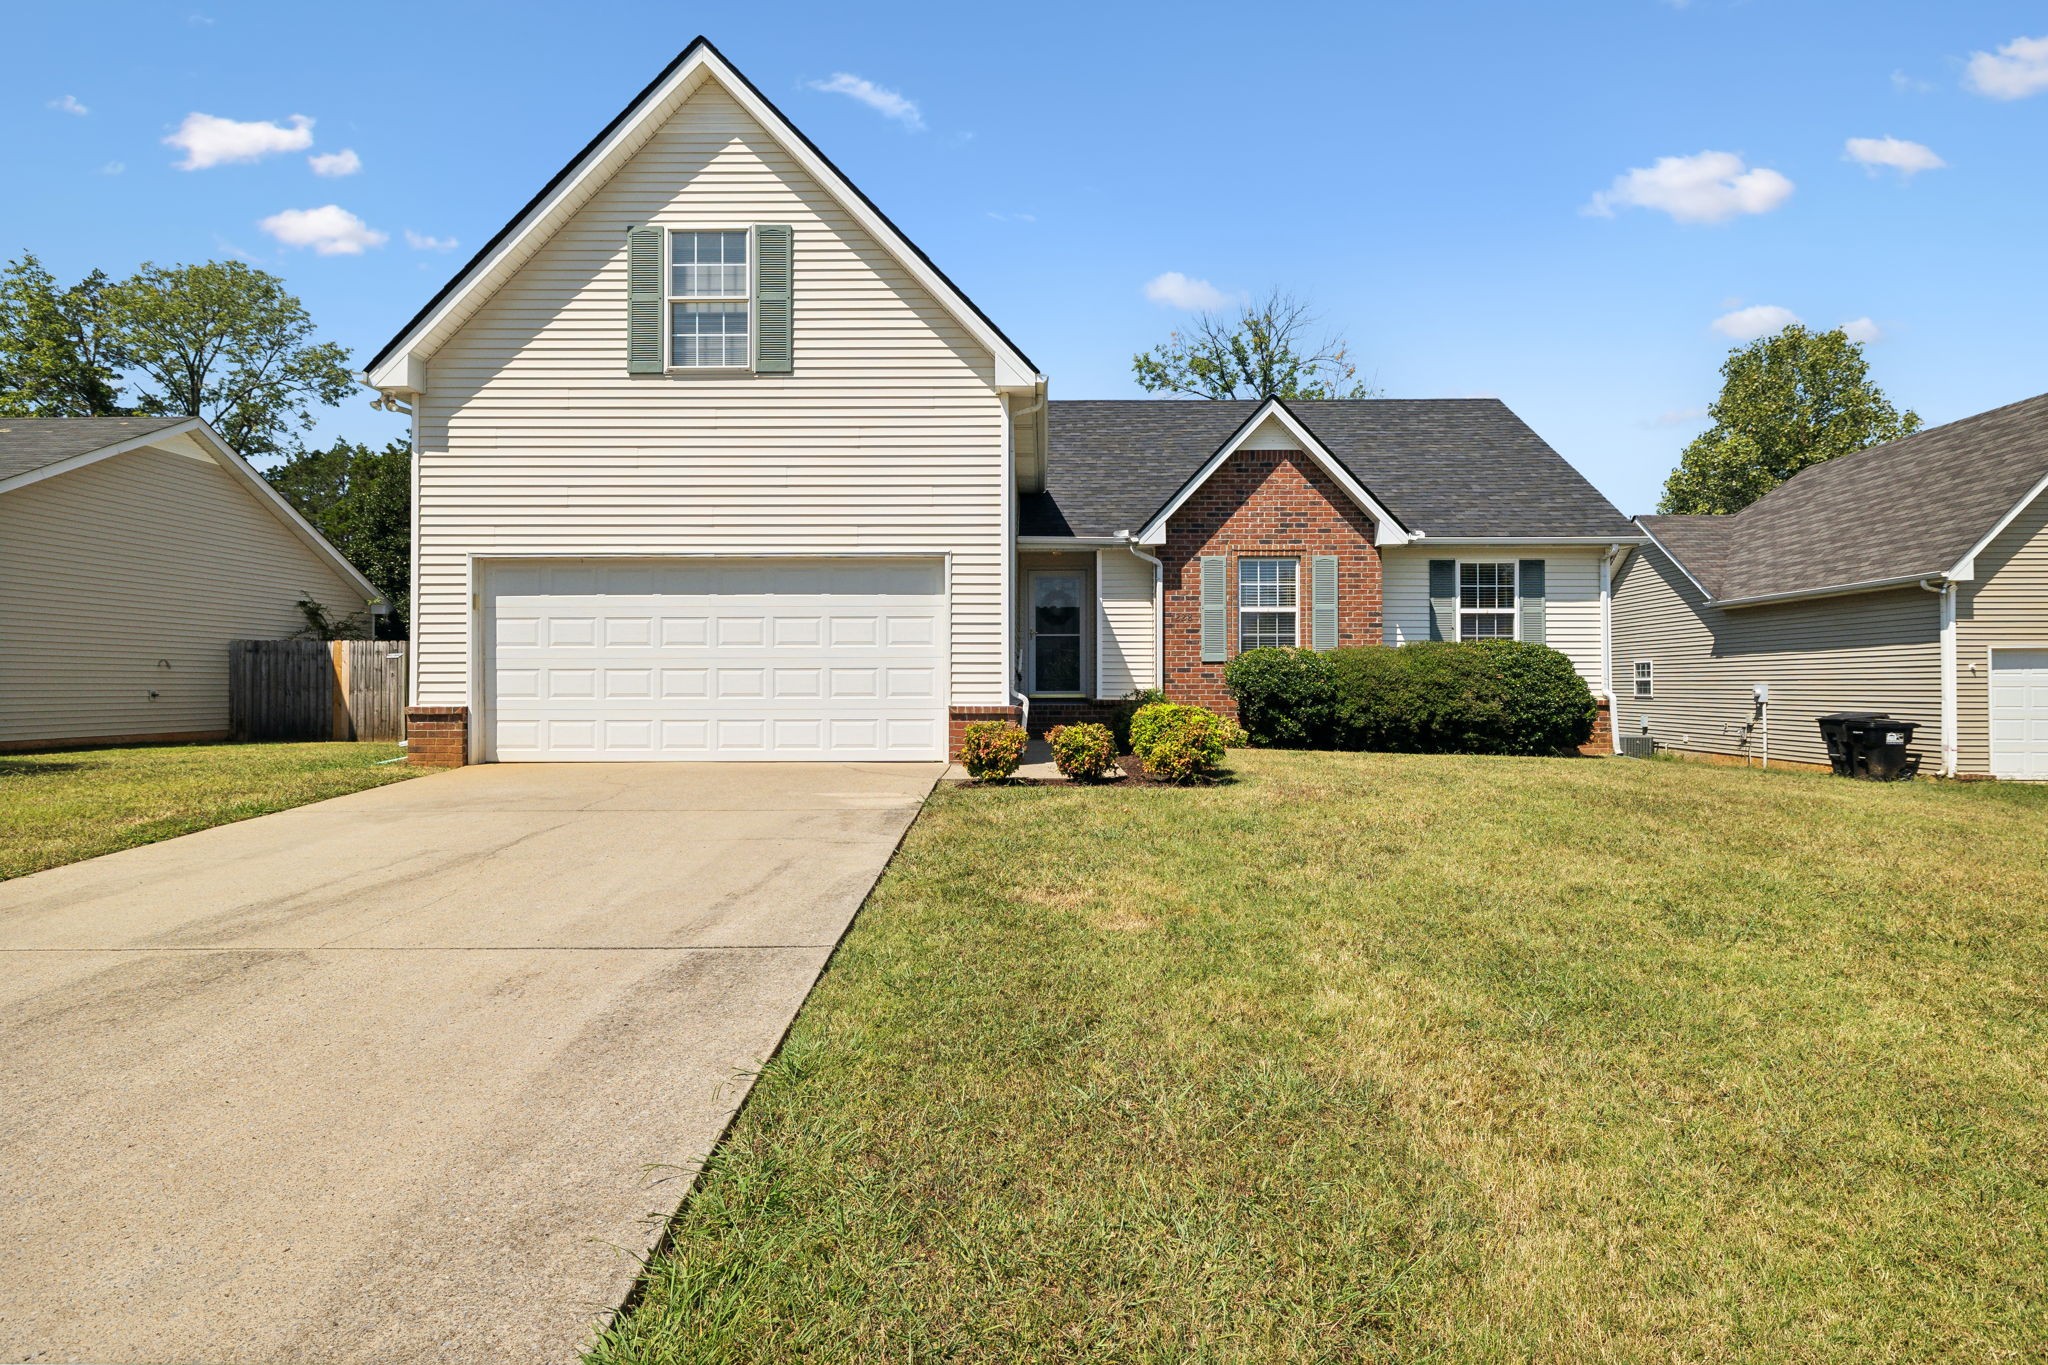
[{"left": 0, "top": 760, "right": 938, "bottom": 1365}]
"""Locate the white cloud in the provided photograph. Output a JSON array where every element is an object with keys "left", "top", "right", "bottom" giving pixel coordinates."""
[
  {"left": 1965, "top": 34, "right": 2048, "bottom": 100},
  {"left": 806, "top": 72, "right": 923, "bottom": 130},
  {"left": 165, "top": 112, "right": 313, "bottom": 170},
  {"left": 1143, "top": 272, "right": 1236, "bottom": 311},
  {"left": 985, "top": 210, "right": 1037, "bottom": 223},
  {"left": 1650, "top": 406, "right": 1709, "bottom": 428},
  {"left": 403, "top": 229, "right": 459, "bottom": 252},
  {"left": 258, "top": 204, "right": 387, "bottom": 255},
  {"left": 1844, "top": 135, "right": 1945, "bottom": 178},
  {"left": 308, "top": 148, "right": 361, "bottom": 177},
  {"left": 1584, "top": 150, "right": 1794, "bottom": 224},
  {"left": 48, "top": 94, "right": 89, "bottom": 116},
  {"left": 1890, "top": 69, "right": 1934, "bottom": 95},
  {"left": 1839, "top": 317, "right": 1884, "bottom": 344},
  {"left": 100, "top": 161, "right": 124, "bottom": 175},
  {"left": 1712, "top": 304, "right": 1801, "bottom": 341}
]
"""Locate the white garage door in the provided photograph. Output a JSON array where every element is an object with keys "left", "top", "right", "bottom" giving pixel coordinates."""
[
  {"left": 1990, "top": 648, "right": 2048, "bottom": 781},
  {"left": 483, "top": 558, "right": 946, "bottom": 762}
]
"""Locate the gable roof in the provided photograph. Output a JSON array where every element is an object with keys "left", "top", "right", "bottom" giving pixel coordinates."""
[
  {"left": 1020, "top": 398, "right": 1637, "bottom": 542},
  {"left": 365, "top": 37, "right": 1039, "bottom": 393},
  {"left": 0, "top": 416, "right": 189, "bottom": 483},
  {"left": 1637, "top": 390, "right": 2048, "bottom": 604},
  {"left": 0, "top": 416, "right": 380, "bottom": 602}
]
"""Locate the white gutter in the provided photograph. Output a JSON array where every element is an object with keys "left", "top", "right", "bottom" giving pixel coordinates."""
[
  {"left": 1714, "top": 571, "right": 1943, "bottom": 610},
  {"left": 1124, "top": 533, "right": 1165, "bottom": 694},
  {"left": 1920, "top": 577, "right": 1959, "bottom": 777},
  {"left": 1411, "top": 535, "right": 1649, "bottom": 547}
]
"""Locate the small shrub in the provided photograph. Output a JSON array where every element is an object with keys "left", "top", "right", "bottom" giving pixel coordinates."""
[
  {"left": 1129, "top": 702, "right": 1235, "bottom": 783},
  {"left": 959, "top": 720, "right": 1029, "bottom": 780},
  {"left": 1327, "top": 641, "right": 1595, "bottom": 755},
  {"left": 1107, "top": 688, "right": 1167, "bottom": 753},
  {"left": 1222, "top": 647, "right": 1336, "bottom": 747},
  {"left": 1046, "top": 722, "right": 1117, "bottom": 781}
]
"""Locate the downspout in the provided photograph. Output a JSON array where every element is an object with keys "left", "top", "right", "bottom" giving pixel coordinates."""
[
  {"left": 1124, "top": 535, "right": 1166, "bottom": 696},
  {"left": 1602, "top": 543, "right": 1624, "bottom": 754},
  {"left": 1001, "top": 392, "right": 1027, "bottom": 732},
  {"left": 1920, "top": 577, "right": 1958, "bottom": 776}
]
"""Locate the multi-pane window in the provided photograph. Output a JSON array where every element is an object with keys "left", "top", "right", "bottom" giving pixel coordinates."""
[
  {"left": 669, "top": 230, "right": 750, "bottom": 367},
  {"left": 1239, "top": 557, "right": 1299, "bottom": 650},
  {"left": 1459, "top": 562, "right": 1517, "bottom": 640},
  {"left": 1634, "top": 660, "right": 1654, "bottom": 698}
]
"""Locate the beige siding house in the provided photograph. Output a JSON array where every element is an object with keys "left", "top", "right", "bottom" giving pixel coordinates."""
[
  {"left": 0, "top": 417, "right": 379, "bottom": 751},
  {"left": 1615, "top": 392, "right": 2048, "bottom": 778}
]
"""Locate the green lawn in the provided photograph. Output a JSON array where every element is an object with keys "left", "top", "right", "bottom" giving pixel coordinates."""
[
  {"left": 592, "top": 751, "right": 2048, "bottom": 1364},
  {"left": 0, "top": 741, "right": 414, "bottom": 879}
]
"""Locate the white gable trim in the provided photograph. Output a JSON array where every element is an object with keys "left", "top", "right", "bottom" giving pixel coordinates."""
[
  {"left": 364, "top": 39, "right": 1040, "bottom": 395},
  {"left": 0, "top": 418, "right": 380, "bottom": 606},
  {"left": 1134, "top": 399, "right": 1413, "bottom": 546},
  {"left": 1946, "top": 466, "right": 2048, "bottom": 583}
]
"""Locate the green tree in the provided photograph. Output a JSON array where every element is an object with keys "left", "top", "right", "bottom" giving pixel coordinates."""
[
  {"left": 1659, "top": 324, "right": 1921, "bottom": 515},
  {"left": 106, "top": 260, "right": 353, "bottom": 461},
  {"left": 0, "top": 251, "right": 125, "bottom": 416},
  {"left": 265, "top": 436, "right": 412, "bottom": 631},
  {"left": 1133, "top": 289, "right": 1375, "bottom": 400}
]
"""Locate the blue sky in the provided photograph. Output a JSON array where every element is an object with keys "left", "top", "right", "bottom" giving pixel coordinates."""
[{"left": 8, "top": 2, "right": 2047, "bottom": 513}]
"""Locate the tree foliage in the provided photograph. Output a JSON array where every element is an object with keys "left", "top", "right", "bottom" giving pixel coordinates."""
[
  {"left": 265, "top": 437, "right": 412, "bottom": 631},
  {"left": 0, "top": 252, "right": 124, "bottom": 417},
  {"left": 1132, "top": 290, "right": 1375, "bottom": 400},
  {"left": 1659, "top": 324, "right": 1920, "bottom": 515}
]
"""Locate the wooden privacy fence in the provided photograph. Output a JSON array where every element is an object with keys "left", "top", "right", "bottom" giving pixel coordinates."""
[{"left": 230, "top": 640, "right": 409, "bottom": 742}]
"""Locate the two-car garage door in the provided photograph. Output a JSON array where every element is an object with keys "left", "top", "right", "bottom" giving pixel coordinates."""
[{"left": 482, "top": 558, "right": 946, "bottom": 761}]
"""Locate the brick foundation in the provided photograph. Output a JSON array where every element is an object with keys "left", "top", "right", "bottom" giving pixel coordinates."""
[
  {"left": 1026, "top": 698, "right": 1122, "bottom": 738},
  {"left": 948, "top": 705, "right": 1022, "bottom": 760},
  {"left": 1160, "top": 448, "right": 1382, "bottom": 714},
  {"left": 1581, "top": 698, "right": 1612, "bottom": 757},
  {"left": 405, "top": 705, "right": 469, "bottom": 767}
]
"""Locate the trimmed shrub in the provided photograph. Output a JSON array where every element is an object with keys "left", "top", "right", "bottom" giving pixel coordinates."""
[
  {"left": 959, "top": 720, "right": 1029, "bottom": 780},
  {"left": 1128, "top": 702, "right": 1235, "bottom": 783},
  {"left": 1107, "top": 687, "right": 1167, "bottom": 752},
  {"left": 1222, "top": 647, "right": 1336, "bottom": 747},
  {"left": 1046, "top": 722, "right": 1117, "bottom": 781},
  {"left": 1327, "top": 640, "right": 1596, "bottom": 756}
]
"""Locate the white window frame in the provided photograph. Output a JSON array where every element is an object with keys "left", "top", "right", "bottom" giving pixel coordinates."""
[
  {"left": 1238, "top": 556, "right": 1300, "bottom": 651},
  {"left": 666, "top": 227, "right": 753, "bottom": 370},
  {"left": 1457, "top": 560, "right": 1519, "bottom": 642},
  {"left": 1634, "top": 659, "right": 1654, "bottom": 698}
]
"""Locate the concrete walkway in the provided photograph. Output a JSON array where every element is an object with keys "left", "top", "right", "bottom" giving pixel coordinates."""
[{"left": 0, "top": 760, "right": 938, "bottom": 1365}]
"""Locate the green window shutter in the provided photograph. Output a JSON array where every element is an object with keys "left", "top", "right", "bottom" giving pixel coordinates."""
[
  {"left": 1428, "top": 559, "right": 1457, "bottom": 642},
  {"left": 626, "top": 226, "right": 664, "bottom": 375},
  {"left": 753, "top": 224, "right": 792, "bottom": 373},
  {"left": 1310, "top": 555, "right": 1339, "bottom": 651},
  {"left": 1199, "top": 555, "right": 1227, "bottom": 663},
  {"left": 1518, "top": 558, "right": 1547, "bottom": 645}
]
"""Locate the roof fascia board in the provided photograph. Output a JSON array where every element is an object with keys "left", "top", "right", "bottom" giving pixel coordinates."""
[
  {"left": 1393, "top": 535, "right": 1648, "bottom": 547},
  {"left": 368, "top": 40, "right": 1039, "bottom": 393},
  {"left": 1018, "top": 534, "right": 1130, "bottom": 548},
  {"left": 183, "top": 423, "right": 383, "bottom": 603},
  {"left": 1945, "top": 465, "right": 2048, "bottom": 583},
  {"left": 1714, "top": 571, "right": 1945, "bottom": 609},
  {"left": 1135, "top": 398, "right": 1414, "bottom": 546},
  {"left": 0, "top": 419, "right": 202, "bottom": 496}
]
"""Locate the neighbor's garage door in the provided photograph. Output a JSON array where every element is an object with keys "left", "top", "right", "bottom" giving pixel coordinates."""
[
  {"left": 1990, "top": 648, "right": 2048, "bottom": 780},
  {"left": 483, "top": 558, "right": 946, "bottom": 761}
]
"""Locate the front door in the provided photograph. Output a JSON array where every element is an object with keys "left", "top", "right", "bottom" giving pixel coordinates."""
[{"left": 1029, "top": 570, "right": 1085, "bottom": 694}]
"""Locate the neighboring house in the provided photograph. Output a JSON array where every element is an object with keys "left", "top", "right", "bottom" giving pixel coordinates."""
[
  {"left": 0, "top": 416, "right": 381, "bottom": 751},
  {"left": 1615, "top": 391, "right": 2048, "bottom": 779},
  {"left": 361, "top": 38, "right": 1638, "bottom": 765}
]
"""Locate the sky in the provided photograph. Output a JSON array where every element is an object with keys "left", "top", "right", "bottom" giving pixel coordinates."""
[{"left": 7, "top": 1, "right": 2047, "bottom": 514}]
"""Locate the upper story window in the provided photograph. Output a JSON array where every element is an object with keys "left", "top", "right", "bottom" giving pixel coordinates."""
[
  {"left": 1634, "top": 660, "right": 1654, "bottom": 698},
  {"left": 669, "top": 230, "right": 749, "bottom": 368},
  {"left": 1239, "top": 557, "right": 1299, "bottom": 650},
  {"left": 1459, "top": 562, "right": 1517, "bottom": 640}
]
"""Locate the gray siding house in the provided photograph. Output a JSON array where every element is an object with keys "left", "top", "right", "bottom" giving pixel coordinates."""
[{"left": 1613, "top": 392, "right": 2048, "bottom": 778}]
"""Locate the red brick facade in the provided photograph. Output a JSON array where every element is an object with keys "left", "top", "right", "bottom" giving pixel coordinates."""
[
  {"left": 405, "top": 706, "right": 469, "bottom": 767},
  {"left": 949, "top": 705, "right": 1022, "bottom": 760},
  {"left": 1160, "top": 448, "right": 1382, "bottom": 713},
  {"left": 1581, "top": 698, "right": 1612, "bottom": 757}
]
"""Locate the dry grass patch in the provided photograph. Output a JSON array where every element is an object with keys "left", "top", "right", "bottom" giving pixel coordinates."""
[{"left": 593, "top": 752, "right": 2048, "bottom": 1364}]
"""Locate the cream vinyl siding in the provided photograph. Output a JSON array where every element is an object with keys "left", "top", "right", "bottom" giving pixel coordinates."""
[
  {"left": 1096, "top": 546, "right": 1159, "bottom": 697},
  {"left": 1611, "top": 544, "right": 1941, "bottom": 768},
  {"left": 1381, "top": 545, "right": 1606, "bottom": 687},
  {"left": 412, "top": 81, "right": 1008, "bottom": 711},
  {"left": 0, "top": 438, "right": 368, "bottom": 746},
  {"left": 1955, "top": 489, "right": 2048, "bottom": 775}
]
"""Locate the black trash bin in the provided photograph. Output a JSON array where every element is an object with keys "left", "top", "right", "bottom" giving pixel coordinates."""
[{"left": 1816, "top": 711, "right": 1919, "bottom": 780}]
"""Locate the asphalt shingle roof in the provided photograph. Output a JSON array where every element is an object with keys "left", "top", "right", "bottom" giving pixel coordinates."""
[
  {"left": 1024, "top": 399, "right": 1635, "bottom": 541},
  {"left": 1637, "top": 390, "right": 2048, "bottom": 601},
  {"left": 0, "top": 416, "right": 190, "bottom": 484}
]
